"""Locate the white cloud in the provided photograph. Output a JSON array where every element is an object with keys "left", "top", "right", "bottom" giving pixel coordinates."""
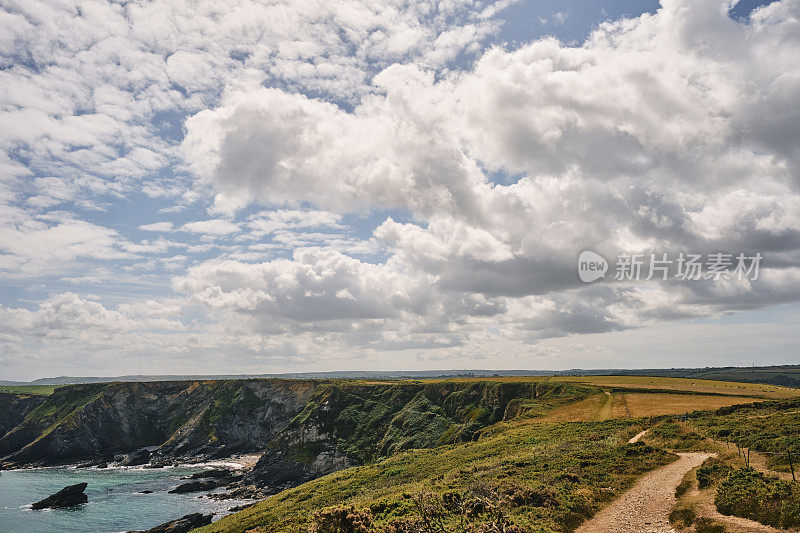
[
  {"left": 139, "top": 221, "right": 174, "bottom": 232},
  {"left": 180, "top": 219, "right": 240, "bottom": 236},
  {"left": 177, "top": 0, "right": 800, "bottom": 348}
]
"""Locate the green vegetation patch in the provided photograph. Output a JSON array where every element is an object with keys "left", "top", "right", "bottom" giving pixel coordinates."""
[
  {"left": 199, "top": 419, "right": 674, "bottom": 533},
  {"left": 715, "top": 467, "right": 800, "bottom": 528},
  {"left": 0, "top": 385, "right": 57, "bottom": 395},
  {"left": 690, "top": 398, "right": 800, "bottom": 470}
]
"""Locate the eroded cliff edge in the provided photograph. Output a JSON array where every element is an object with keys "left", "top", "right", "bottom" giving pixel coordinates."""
[{"left": 0, "top": 379, "right": 588, "bottom": 493}]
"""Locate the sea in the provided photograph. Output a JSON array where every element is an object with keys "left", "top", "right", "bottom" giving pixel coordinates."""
[{"left": 0, "top": 463, "right": 254, "bottom": 532}]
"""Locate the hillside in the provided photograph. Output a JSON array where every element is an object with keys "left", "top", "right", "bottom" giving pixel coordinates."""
[{"left": 2, "top": 376, "right": 800, "bottom": 532}]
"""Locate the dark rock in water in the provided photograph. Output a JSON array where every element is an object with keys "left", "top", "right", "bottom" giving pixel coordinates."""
[
  {"left": 187, "top": 468, "right": 237, "bottom": 479},
  {"left": 120, "top": 449, "right": 151, "bottom": 466},
  {"left": 130, "top": 512, "right": 213, "bottom": 533},
  {"left": 96, "top": 461, "right": 108, "bottom": 469},
  {"left": 32, "top": 482, "right": 88, "bottom": 510},
  {"left": 168, "top": 479, "right": 218, "bottom": 494},
  {"left": 138, "top": 490, "right": 153, "bottom": 494}
]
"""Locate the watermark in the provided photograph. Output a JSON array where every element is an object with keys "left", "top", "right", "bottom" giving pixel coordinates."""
[
  {"left": 578, "top": 251, "right": 762, "bottom": 283},
  {"left": 578, "top": 250, "right": 609, "bottom": 283}
]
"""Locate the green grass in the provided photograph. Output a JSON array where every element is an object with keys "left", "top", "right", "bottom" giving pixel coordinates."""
[
  {"left": 199, "top": 419, "right": 674, "bottom": 533},
  {"left": 689, "top": 398, "right": 800, "bottom": 470},
  {"left": 0, "top": 385, "right": 57, "bottom": 395},
  {"left": 715, "top": 467, "right": 800, "bottom": 528}
]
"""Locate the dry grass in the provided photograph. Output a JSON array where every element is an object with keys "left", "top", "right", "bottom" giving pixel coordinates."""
[
  {"left": 535, "top": 392, "right": 610, "bottom": 422},
  {"left": 417, "top": 375, "right": 799, "bottom": 400},
  {"left": 621, "top": 393, "right": 763, "bottom": 417},
  {"left": 536, "top": 392, "right": 765, "bottom": 422},
  {"left": 552, "top": 376, "right": 799, "bottom": 400}
]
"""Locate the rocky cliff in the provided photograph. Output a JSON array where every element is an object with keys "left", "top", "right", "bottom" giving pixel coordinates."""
[
  {"left": 0, "top": 379, "right": 317, "bottom": 467},
  {"left": 0, "top": 378, "right": 589, "bottom": 493},
  {"left": 0, "top": 391, "right": 46, "bottom": 439},
  {"left": 245, "top": 380, "right": 585, "bottom": 490}
]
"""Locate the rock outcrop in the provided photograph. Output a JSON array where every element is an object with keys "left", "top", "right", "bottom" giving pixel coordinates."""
[
  {"left": 131, "top": 512, "right": 213, "bottom": 533},
  {"left": 0, "top": 392, "right": 46, "bottom": 439},
  {"left": 0, "top": 379, "right": 317, "bottom": 468},
  {"left": 31, "top": 482, "right": 88, "bottom": 509},
  {"left": 1, "top": 378, "right": 589, "bottom": 497},
  {"left": 120, "top": 448, "right": 151, "bottom": 466}
]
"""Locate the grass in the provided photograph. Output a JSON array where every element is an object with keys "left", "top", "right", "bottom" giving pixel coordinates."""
[
  {"left": 0, "top": 385, "right": 57, "bottom": 395},
  {"left": 689, "top": 398, "right": 800, "bottom": 471},
  {"left": 715, "top": 467, "right": 800, "bottom": 528},
  {"left": 619, "top": 393, "right": 762, "bottom": 417},
  {"left": 199, "top": 419, "right": 674, "bottom": 533},
  {"left": 552, "top": 376, "right": 800, "bottom": 399},
  {"left": 534, "top": 391, "right": 764, "bottom": 422}
]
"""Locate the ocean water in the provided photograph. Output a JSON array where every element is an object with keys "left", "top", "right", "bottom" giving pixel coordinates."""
[{"left": 0, "top": 465, "right": 252, "bottom": 532}]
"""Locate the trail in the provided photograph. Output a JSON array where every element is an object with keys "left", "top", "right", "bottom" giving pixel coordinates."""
[
  {"left": 576, "top": 452, "right": 714, "bottom": 533},
  {"left": 628, "top": 429, "right": 649, "bottom": 443},
  {"left": 596, "top": 390, "right": 613, "bottom": 421}
]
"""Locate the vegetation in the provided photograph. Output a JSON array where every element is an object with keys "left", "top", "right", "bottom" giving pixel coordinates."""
[
  {"left": 715, "top": 467, "right": 800, "bottom": 528},
  {"left": 200, "top": 419, "right": 674, "bottom": 532},
  {"left": 643, "top": 420, "right": 707, "bottom": 451},
  {"left": 695, "top": 457, "right": 732, "bottom": 489},
  {"left": 690, "top": 398, "right": 800, "bottom": 470},
  {"left": 0, "top": 384, "right": 57, "bottom": 395}
]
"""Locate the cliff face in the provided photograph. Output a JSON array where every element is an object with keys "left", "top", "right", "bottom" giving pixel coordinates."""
[
  {"left": 0, "top": 379, "right": 317, "bottom": 467},
  {"left": 246, "top": 380, "right": 585, "bottom": 490},
  {"left": 0, "top": 392, "right": 46, "bottom": 439},
  {"left": 0, "top": 378, "right": 588, "bottom": 493}
]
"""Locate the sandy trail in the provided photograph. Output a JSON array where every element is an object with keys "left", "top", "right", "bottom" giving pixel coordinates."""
[
  {"left": 628, "top": 429, "right": 648, "bottom": 443},
  {"left": 576, "top": 452, "right": 714, "bottom": 533}
]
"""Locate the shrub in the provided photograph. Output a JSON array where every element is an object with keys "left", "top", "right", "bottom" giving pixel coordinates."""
[
  {"left": 696, "top": 457, "right": 732, "bottom": 489},
  {"left": 693, "top": 517, "right": 725, "bottom": 533},
  {"left": 668, "top": 502, "right": 695, "bottom": 528},
  {"left": 715, "top": 467, "right": 800, "bottom": 528},
  {"left": 310, "top": 505, "right": 373, "bottom": 533},
  {"left": 675, "top": 475, "right": 693, "bottom": 498}
]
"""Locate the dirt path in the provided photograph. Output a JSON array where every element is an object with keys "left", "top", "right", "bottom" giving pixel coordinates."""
[
  {"left": 597, "top": 390, "right": 613, "bottom": 421},
  {"left": 576, "top": 452, "right": 714, "bottom": 533},
  {"left": 628, "top": 429, "right": 649, "bottom": 443}
]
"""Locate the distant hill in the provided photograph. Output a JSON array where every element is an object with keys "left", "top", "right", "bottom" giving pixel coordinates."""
[{"left": 9, "top": 365, "right": 800, "bottom": 388}]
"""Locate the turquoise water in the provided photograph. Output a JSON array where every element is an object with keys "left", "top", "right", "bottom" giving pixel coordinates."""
[{"left": 0, "top": 465, "right": 250, "bottom": 532}]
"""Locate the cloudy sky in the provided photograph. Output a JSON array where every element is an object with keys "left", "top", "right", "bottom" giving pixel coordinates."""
[{"left": 1, "top": 0, "right": 799, "bottom": 380}]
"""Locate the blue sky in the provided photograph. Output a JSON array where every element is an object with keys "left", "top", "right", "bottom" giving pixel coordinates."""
[{"left": 1, "top": 0, "right": 798, "bottom": 380}]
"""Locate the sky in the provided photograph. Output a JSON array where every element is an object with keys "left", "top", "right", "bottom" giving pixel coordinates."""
[{"left": 1, "top": 0, "right": 799, "bottom": 380}]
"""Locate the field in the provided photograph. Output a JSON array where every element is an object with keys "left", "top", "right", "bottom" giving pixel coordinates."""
[
  {"left": 0, "top": 385, "right": 57, "bottom": 395},
  {"left": 535, "top": 391, "right": 767, "bottom": 422}
]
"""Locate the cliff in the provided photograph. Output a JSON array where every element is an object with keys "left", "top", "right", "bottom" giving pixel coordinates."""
[
  {"left": 0, "top": 392, "right": 46, "bottom": 440},
  {"left": 0, "top": 378, "right": 589, "bottom": 493},
  {"left": 245, "top": 380, "right": 586, "bottom": 490},
  {"left": 0, "top": 379, "right": 316, "bottom": 467}
]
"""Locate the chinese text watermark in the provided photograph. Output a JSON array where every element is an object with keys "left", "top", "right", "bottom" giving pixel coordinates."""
[{"left": 578, "top": 251, "right": 762, "bottom": 283}]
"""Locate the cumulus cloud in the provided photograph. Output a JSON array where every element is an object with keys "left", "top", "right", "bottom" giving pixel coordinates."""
[
  {"left": 180, "top": 219, "right": 240, "bottom": 236},
  {"left": 177, "top": 0, "right": 800, "bottom": 350},
  {"left": 4, "top": 0, "right": 800, "bottom": 374}
]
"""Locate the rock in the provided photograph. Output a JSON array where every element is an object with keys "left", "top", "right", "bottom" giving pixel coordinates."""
[
  {"left": 187, "top": 468, "right": 237, "bottom": 479},
  {"left": 227, "top": 503, "right": 256, "bottom": 512},
  {"left": 96, "top": 462, "right": 108, "bottom": 469},
  {"left": 120, "top": 449, "right": 151, "bottom": 466},
  {"left": 138, "top": 490, "right": 153, "bottom": 494},
  {"left": 168, "top": 479, "right": 218, "bottom": 494},
  {"left": 130, "top": 512, "right": 213, "bottom": 533},
  {"left": 31, "top": 482, "right": 88, "bottom": 510}
]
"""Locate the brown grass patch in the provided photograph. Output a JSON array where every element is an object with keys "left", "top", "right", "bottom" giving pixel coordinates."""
[{"left": 621, "top": 393, "right": 763, "bottom": 417}]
